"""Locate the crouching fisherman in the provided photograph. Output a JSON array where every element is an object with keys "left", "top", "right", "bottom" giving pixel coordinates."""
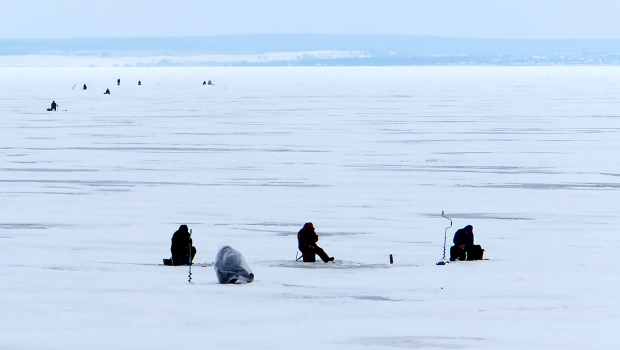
[
  {"left": 47, "top": 101, "right": 57, "bottom": 111},
  {"left": 169, "top": 224, "right": 197, "bottom": 265},
  {"left": 450, "top": 225, "right": 484, "bottom": 261},
  {"left": 297, "top": 222, "right": 334, "bottom": 262},
  {"left": 214, "top": 246, "right": 254, "bottom": 284}
]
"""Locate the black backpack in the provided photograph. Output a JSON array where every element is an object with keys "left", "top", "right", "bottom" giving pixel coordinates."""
[{"left": 466, "top": 245, "right": 484, "bottom": 260}]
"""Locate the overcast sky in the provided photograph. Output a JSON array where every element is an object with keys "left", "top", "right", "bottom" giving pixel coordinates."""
[{"left": 1, "top": 0, "right": 619, "bottom": 40}]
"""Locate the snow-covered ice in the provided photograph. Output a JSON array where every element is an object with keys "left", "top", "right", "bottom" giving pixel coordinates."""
[{"left": 1, "top": 66, "right": 619, "bottom": 349}]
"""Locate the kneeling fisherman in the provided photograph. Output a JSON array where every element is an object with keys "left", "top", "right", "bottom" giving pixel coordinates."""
[{"left": 450, "top": 225, "right": 484, "bottom": 261}]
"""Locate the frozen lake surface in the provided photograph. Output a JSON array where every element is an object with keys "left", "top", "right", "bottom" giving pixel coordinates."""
[{"left": 1, "top": 67, "right": 619, "bottom": 349}]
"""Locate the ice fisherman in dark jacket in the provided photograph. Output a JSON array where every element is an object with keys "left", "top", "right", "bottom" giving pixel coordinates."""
[
  {"left": 450, "top": 225, "right": 484, "bottom": 261},
  {"left": 297, "top": 222, "right": 334, "bottom": 263},
  {"left": 170, "top": 224, "right": 197, "bottom": 265}
]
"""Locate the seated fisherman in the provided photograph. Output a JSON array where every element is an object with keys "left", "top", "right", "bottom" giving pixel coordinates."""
[
  {"left": 297, "top": 222, "right": 334, "bottom": 263},
  {"left": 170, "top": 224, "right": 197, "bottom": 265},
  {"left": 450, "top": 225, "right": 484, "bottom": 261},
  {"left": 83, "top": 84, "right": 87, "bottom": 90},
  {"left": 104, "top": 88, "right": 110, "bottom": 94}
]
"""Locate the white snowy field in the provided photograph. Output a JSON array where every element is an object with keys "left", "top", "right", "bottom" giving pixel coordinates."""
[{"left": 1, "top": 66, "right": 619, "bottom": 349}]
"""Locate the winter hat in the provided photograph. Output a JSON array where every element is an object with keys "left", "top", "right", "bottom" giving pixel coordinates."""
[
  {"left": 303, "top": 222, "right": 314, "bottom": 230},
  {"left": 179, "top": 224, "right": 189, "bottom": 233},
  {"left": 464, "top": 225, "right": 473, "bottom": 233}
]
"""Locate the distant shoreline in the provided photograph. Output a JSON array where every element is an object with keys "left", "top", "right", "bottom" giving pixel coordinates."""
[
  {"left": 2, "top": 54, "right": 620, "bottom": 68},
  {"left": 2, "top": 35, "right": 620, "bottom": 67}
]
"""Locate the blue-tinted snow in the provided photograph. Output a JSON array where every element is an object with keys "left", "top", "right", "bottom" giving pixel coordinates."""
[{"left": 0, "top": 67, "right": 618, "bottom": 349}]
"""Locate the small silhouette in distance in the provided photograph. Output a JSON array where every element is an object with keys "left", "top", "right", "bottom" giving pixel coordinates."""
[
  {"left": 104, "top": 88, "right": 110, "bottom": 95},
  {"left": 83, "top": 84, "right": 87, "bottom": 90},
  {"left": 203, "top": 81, "right": 206, "bottom": 85},
  {"left": 47, "top": 101, "right": 57, "bottom": 111},
  {"left": 117, "top": 79, "right": 120, "bottom": 86},
  {"left": 208, "top": 80, "right": 213, "bottom": 85},
  {"left": 138, "top": 80, "right": 141, "bottom": 85}
]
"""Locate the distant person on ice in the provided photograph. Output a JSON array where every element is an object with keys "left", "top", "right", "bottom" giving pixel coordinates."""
[
  {"left": 203, "top": 81, "right": 207, "bottom": 85},
  {"left": 138, "top": 80, "right": 141, "bottom": 85},
  {"left": 450, "top": 225, "right": 484, "bottom": 261},
  {"left": 117, "top": 79, "right": 120, "bottom": 85},
  {"left": 170, "top": 224, "right": 196, "bottom": 265},
  {"left": 104, "top": 88, "right": 110, "bottom": 95},
  {"left": 208, "top": 80, "right": 213, "bottom": 85},
  {"left": 48, "top": 101, "right": 57, "bottom": 111},
  {"left": 297, "top": 222, "right": 334, "bottom": 263},
  {"left": 83, "top": 84, "right": 87, "bottom": 90}
]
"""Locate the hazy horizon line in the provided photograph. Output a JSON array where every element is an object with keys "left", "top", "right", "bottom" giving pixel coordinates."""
[{"left": 3, "top": 34, "right": 620, "bottom": 67}]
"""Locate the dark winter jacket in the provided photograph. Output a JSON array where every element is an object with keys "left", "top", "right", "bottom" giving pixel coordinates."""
[
  {"left": 453, "top": 227, "right": 474, "bottom": 247},
  {"left": 297, "top": 223, "right": 319, "bottom": 251},
  {"left": 171, "top": 224, "right": 193, "bottom": 258}
]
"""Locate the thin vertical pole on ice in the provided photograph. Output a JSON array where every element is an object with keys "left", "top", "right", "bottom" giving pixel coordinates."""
[{"left": 188, "top": 229, "right": 193, "bottom": 283}]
